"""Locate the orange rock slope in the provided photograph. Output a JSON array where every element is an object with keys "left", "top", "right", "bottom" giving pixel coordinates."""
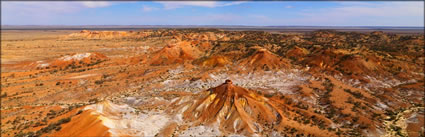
[
  {"left": 239, "top": 48, "right": 289, "bottom": 71},
  {"left": 150, "top": 41, "right": 202, "bottom": 65},
  {"left": 3, "top": 52, "right": 108, "bottom": 70},
  {"left": 168, "top": 80, "right": 335, "bottom": 136},
  {"left": 51, "top": 110, "right": 110, "bottom": 137},
  {"left": 198, "top": 55, "right": 231, "bottom": 68},
  {"left": 47, "top": 52, "right": 109, "bottom": 69},
  {"left": 169, "top": 79, "right": 284, "bottom": 135},
  {"left": 50, "top": 80, "right": 336, "bottom": 137},
  {"left": 69, "top": 30, "right": 128, "bottom": 39}
]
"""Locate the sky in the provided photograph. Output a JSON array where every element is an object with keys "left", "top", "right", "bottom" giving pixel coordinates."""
[{"left": 1, "top": 1, "right": 424, "bottom": 26}]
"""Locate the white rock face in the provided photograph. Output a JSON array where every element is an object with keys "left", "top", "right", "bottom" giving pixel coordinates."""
[
  {"left": 60, "top": 53, "right": 92, "bottom": 61},
  {"left": 339, "top": 75, "right": 418, "bottom": 91},
  {"left": 37, "top": 63, "right": 50, "bottom": 67},
  {"left": 83, "top": 99, "right": 244, "bottom": 137},
  {"left": 36, "top": 61, "right": 49, "bottom": 67},
  {"left": 70, "top": 73, "right": 98, "bottom": 79},
  {"left": 162, "top": 69, "right": 310, "bottom": 94},
  {"left": 180, "top": 124, "right": 222, "bottom": 136},
  {"left": 84, "top": 101, "right": 171, "bottom": 136},
  {"left": 374, "top": 101, "right": 389, "bottom": 110}
]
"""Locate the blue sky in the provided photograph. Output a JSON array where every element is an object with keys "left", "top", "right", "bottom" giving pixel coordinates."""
[{"left": 2, "top": 1, "right": 424, "bottom": 26}]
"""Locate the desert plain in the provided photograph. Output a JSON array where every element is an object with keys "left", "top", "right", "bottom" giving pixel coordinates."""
[{"left": 1, "top": 28, "right": 424, "bottom": 137}]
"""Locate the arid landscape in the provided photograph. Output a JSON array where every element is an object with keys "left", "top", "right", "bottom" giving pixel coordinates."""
[{"left": 1, "top": 28, "right": 423, "bottom": 137}]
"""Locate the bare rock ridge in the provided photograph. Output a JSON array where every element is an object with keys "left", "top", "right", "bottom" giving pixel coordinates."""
[
  {"left": 239, "top": 48, "right": 288, "bottom": 71},
  {"left": 197, "top": 55, "right": 231, "bottom": 68},
  {"left": 166, "top": 79, "right": 337, "bottom": 136},
  {"left": 150, "top": 41, "right": 202, "bottom": 65},
  {"left": 68, "top": 30, "right": 154, "bottom": 39},
  {"left": 3, "top": 52, "right": 108, "bottom": 71},
  {"left": 169, "top": 79, "right": 285, "bottom": 135}
]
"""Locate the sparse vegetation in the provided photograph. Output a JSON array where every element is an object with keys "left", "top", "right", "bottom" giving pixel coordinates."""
[{"left": 1, "top": 28, "right": 423, "bottom": 137}]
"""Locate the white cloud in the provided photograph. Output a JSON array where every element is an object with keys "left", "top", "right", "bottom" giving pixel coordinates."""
[
  {"left": 1, "top": 1, "right": 115, "bottom": 25},
  {"left": 285, "top": 5, "right": 293, "bottom": 8},
  {"left": 157, "top": 1, "right": 245, "bottom": 10},
  {"left": 219, "top": 1, "right": 246, "bottom": 7},
  {"left": 2, "top": 1, "right": 113, "bottom": 14},
  {"left": 337, "top": 2, "right": 422, "bottom": 17},
  {"left": 81, "top": 1, "right": 112, "bottom": 8},
  {"left": 2, "top": 1, "right": 423, "bottom": 26},
  {"left": 142, "top": 5, "right": 159, "bottom": 12},
  {"left": 293, "top": 2, "right": 424, "bottom": 26},
  {"left": 2, "top": 2, "right": 83, "bottom": 14},
  {"left": 299, "top": 2, "right": 423, "bottom": 18}
]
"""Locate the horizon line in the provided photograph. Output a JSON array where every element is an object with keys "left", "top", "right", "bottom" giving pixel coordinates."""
[{"left": 2, "top": 25, "right": 424, "bottom": 28}]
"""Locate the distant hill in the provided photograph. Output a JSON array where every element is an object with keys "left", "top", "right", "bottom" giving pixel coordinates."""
[{"left": 1, "top": 25, "right": 423, "bottom": 34}]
